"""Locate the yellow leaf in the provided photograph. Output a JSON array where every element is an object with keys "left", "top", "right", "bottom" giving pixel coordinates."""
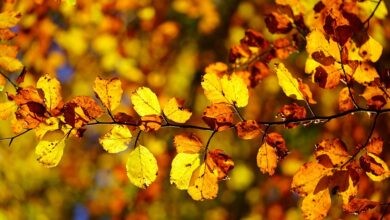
[
  {"left": 0, "top": 11, "right": 21, "bottom": 29},
  {"left": 301, "top": 189, "right": 331, "bottom": 220},
  {"left": 0, "top": 56, "right": 23, "bottom": 72},
  {"left": 187, "top": 163, "right": 218, "bottom": 201},
  {"left": 365, "top": 153, "right": 390, "bottom": 182},
  {"left": 173, "top": 133, "right": 203, "bottom": 154},
  {"left": 126, "top": 145, "right": 158, "bottom": 188},
  {"left": 352, "top": 63, "right": 379, "bottom": 84},
  {"left": 35, "top": 129, "right": 66, "bottom": 168},
  {"left": 256, "top": 142, "right": 278, "bottom": 175},
  {"left": 275, "top": 63, "right": 304, "bottom": 100},
  {"left": 201, "top": 72, "right": 227, "bottom": 104},
  {"left": 130, "top": 87, "right": 161, "bottom": 117},
  {"left": 93, "top": 77, "right": 123, "bottom": 111},
  {"left": 35, "top": 117, "right": 62, "bottom": 139},
  {"left": 291, "top": 162, "right": 333, "bottom": 196},
  {"left": 359, "top": 36, "right": 382, "bottom": 62},
  {"left": 99, "top": 125, "right": 132, "bottom": 153},
  {"left": 36, "top": 74, "right": 62, "bottom": 111},
  {"left": 0, "top": 101, "right": 16, "bottom": 120},
  {"left": 170, "top": 153, "right": 201, "bottom": 190},
  {"left": 221, "top": 73, "right": 249, "bottom": 107},
  {"left": 163, "top": 98, "right": 192, "bottom": 123},
  {"left": 358, "top": 1, "right": 388, "bottom": 20}
]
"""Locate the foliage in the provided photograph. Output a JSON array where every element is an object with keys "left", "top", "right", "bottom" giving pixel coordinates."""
[{"left": 0, "top": 0, "right": 390, "bottom": 219}]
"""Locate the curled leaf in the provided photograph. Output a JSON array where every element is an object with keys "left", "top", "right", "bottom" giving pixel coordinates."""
[{"left": 163, "top": 98, "right": 192, "bottom": 123}]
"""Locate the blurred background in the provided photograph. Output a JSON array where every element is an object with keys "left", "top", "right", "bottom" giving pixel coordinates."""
[{"left": 0, "top": 0, "right": 390, "bottom": 219}]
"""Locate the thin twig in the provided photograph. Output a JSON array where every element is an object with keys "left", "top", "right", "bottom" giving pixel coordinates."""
[
  {"left": 338, "top": 45, "right": 359, "bottom": 109},
  {"left": 233, "top": 104, "right": 245, "bottom": 121},
  {"left": 0, "top": 70, "right": 18, "bottom": 90},
  {"left": 363, "top": 0, "right": 383, "bottom": 25},
  {"left": 0, "top": 129, "right": 32, "bottom": 146},
  {"left": 203, "top": 130, "right": 217, "bottom": 162},
  {"left": 133, "top": 130, "right": 142, "bottom": 149}
]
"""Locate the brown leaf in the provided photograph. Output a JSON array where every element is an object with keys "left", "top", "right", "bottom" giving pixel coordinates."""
[
  {"left": 63, "top": 96, "right": 104, "bottom": 128},
  {"left": 278, "top": 103, "right": 306, "bottom": 128},
  {"left": 311, "top": 51, "right": 335, "bottom": 66},
  {"left": 0, "top": 29, "right": 17, "bottom": 41},
  {"left": 240, "top": 29, "right": 269, "bottom": 48},
  {"left": 266, "top": 132, "right": 288, "bottom": 159},
  {"left": 249, "top": 61, "right": 269, "bottom": 87},
  {"left": 361, "top": 86, "right": 386, "bottom": 110},
  {"left": 273, "top": 38, "right": 296, "bottom": 59},
  {"left": 114, "top": 112, "right": 137, "bottom": 130},
  {"left": 359, "top": 153, "right": 386, "bottom": 176},
  {"left": 229, "top": 44, "right": 251, "bottom": 64},
  {"left": 207, "top": 149, "right": 234, "bottom": 180},
  {"left": 366, "top": 137, "right": 383, "bottom": 156},
  {"left": 139, "top": 115, "right": 162, "bottom": 132},
  {"left": 343, "top": 198, "right": 379, "bottom": 213},
  {"left": 265, "top": 12, "right": 292, "bottom": 34},
  {"left": 314, "top": 66, "right": 340, "bottom": 89},
  {"left": 202, "top": 103, "right": 234, "bottom": 131},
  {"left": 235, "top": 120, "right": 262, "bottom": 140}
]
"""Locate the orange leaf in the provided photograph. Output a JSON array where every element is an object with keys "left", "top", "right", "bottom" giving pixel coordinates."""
[
  {"left": 63, "top": 96, "right": 104, "bottom": 128},
  {"left": 256, "top": 142, "right": 278, "bottom": 175},
  {"left": 338, "top": 87, "right": 355, "bottom": 112},
  {"left": 235, "top": 120, "right": 262, "bottom": 140},
  {"left": 301, "top": 189, "right": 331, "bottom": 220},
  {"left": 266, "top": 132, "right": 288, "bottom": 159},
  {"left": 202, "top": 103, "right": 234, "bottom": 131},
  {"left": 298, "top": 79, "right": 316, "bottom": 104},
  {"left": 206, "top": 149, "right": 234, "bottom": 180},
  {"left": 278, "top": 103, "right": 306, "bottom": 128},
  {"left": 343, "top": 198, "right": 379, "bottom": 213},
  {"left": 366, "top": 137, "right": 383, "bottom": 156},
  {"left": 173, "top": 133, "right": 203, "bottom": 154},
  {"left": 139, "top": 115, "right": 162, "bottom": 132},
  {"left": 187, "top": 163, "right": 219, "bottom": 201},
  {"left": 314, "top": 138, "right": 349, "bottom": 167}
]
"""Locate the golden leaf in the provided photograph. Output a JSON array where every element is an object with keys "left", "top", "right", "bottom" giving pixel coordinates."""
[
  {"left": 275, "top": 63, "right": 305, "bottom": 100},
  {"left": 35, "top": 129, "right": 66, "bottom": 168},
  {"left": 0, "top": 11, "right": 21, "bottom": 29},
  {"left": 257, "top": 142, "right": 278, "bottom": 175},
  {"left": 126, "top": 145, "right": 158, "bottom": 188},
  {"left": 187, "top": 163, "right": 219, "bottom": 201},
  {"left": 0, "top": 101, "right": 17, "bottom": 120},
  {"left": 163, "top": 98, "right": 192, "bottom": 123},
  {"left": 93, "top": 77, "right": 123, "bottom": 111},
  {"left": 220, "top": 73, "right": 249, "bottom": 107},
  {"left": 170, "top": 153, "right": 201, "bottom": 190},
  {"left": 0, "top": 56, "right": 23, "bottom": 72},
  {"left": 37, "top": 74, "right": 62, "bottom": 111},
  {"left": 301, "top": 189, "right": 331, "bottom": 220},
  {"left": 130, "top": 87, "right": 161, "bottom": 116},
  {"left": 99, "top": 125, "right": 132, "bottom": 153}
]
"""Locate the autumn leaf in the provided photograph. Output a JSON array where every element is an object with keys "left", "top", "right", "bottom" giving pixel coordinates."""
[
  {"left": 130, "top": 87, "right": 161, "bottom": 117},
  {"left": 126, "top": 145, "right": 158, "bottom": 188},
  {"left": 220, "top": 73, "right": 249, "bottom": 107},
  {"left": 343, "top": 198, "right": 379, "bottom": 213},
  {"left": 93, "top": 77, "right": 123, "bottom": 111},
  {"left": 139, "top": 115, "right": 162, "bottom": 132},
  {"left": 35, "top": 129, "right": 66, "bottom": 168},
  {"left": 360, "top": 153, "right": 390, "bottom": 182},
  {"left": 278, "top": 103, "right": 306, "bottom": 128},
  {"left": 37, "top": 74, "right": 62, "bottom": 112},
  {"left": 63, "top": 96, "right": 104, "bottom": 128},
  {"left": 206, "top": 149, "right": 234, "bottom": 180},
  {"left": 361, "top": 86, "right": 386, "bottom": 110},
  {"left": 170, "top": 153, "right": 201, "bottom": 190},
  {"left": 202, "top": 103, "right": 234, "bottom": 131},
  {"left": 301, "top": 189, "right": 331, "bottom": 220},
  {"left": 366, "top": 137, "right": 383, "bottom": 156},
  {"left": 266, "top": 132, "right": 288, "bottom": 159},
  {"left": 291, "top": 162, "right": 333, "bottom": 196},
  {"left": 257, "top": 141, "right": 278, "bottom": 175},
  {"left": 187, "top": 163, "right": 219, "bottom": 201},
  {"left": 331, "top": 170, "right": 358, "bottom": 205},
  {"left": 173, "top": 133, "right": 203, "bottom": 154},
  {"left": 359, "top": 36, "right": 382, "bottom": 62},
  {"left": 338, "top": 87, "right": 355, "bottom": 112},
  {"left": 99, "top": 125, "right": 132, "bottom": 153},
  {"left": 314, "top": 138, "right": 349, "bottom": 167},
  {"left": 201, "top": 70, "right": 227, "bottom": 104},
  {"left": 352, "top": 63, "right": 379, "bottom": 84},
  {"left": 235, "top": 120, "right": 262, "bottom": 140},
  {"left": 298, "top": 79, "right": 316, "bottom": 104},
  {"left": 275, "top": 63, "right": 305, "bottom": 101},
  {"left": 163, "top": 98, "right": 192, "bottom": 123}
]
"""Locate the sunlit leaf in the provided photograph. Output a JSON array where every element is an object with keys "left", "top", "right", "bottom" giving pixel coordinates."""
[
  {"left": 360, "top": 153, "right": 390, "bottom": 182},
  {"left": 139, "top": 115, "right": 162, "bottom": 132},
  {"left": 314, "top": 138, "right": 349, "bottom": 167},
  {"left": 126, "top": 145, "right": 158, "bottom": 188},
  {"left": 257, "top": 142, "right": 278, "bottom": 175},
  {"left": 130, "top": 87, "right": 161, "bottom": 116},
  {"left": 187, "top": 163, "right": 218, "bottom": 201},
  {"left": 35, "top": 129, "right": 66, "bottom": 168},
  {"left": 0, "top": 56, "right": 23, "bottom": 72},
  {"left": 338, "top": 87, "right": 355, "bottom": 112},
  {"left": 275, "top": 63, "right": 305, "bottom": 100},
  {"left": 202, "top": 103, "right": 234, "bottom": 131},
  {"left": 99, "top": 125, "right": 132, "bottom": 153},
  {"left": 201, "top": 71, "right": 227, "bottom": 104},
  {"left": 37, "top": 74, "right": 62, "bottom": 112},
  {"left": 359, "top": 36, "right": 382, "bottom": 62},
  {"left": 301, "top": 189, "right": 331, "bottom": 220},
  {"left": 206, "top": 149, "right": 234, "bottom": 180},
  {"left": 343, "top": 198, "right": 379, "bottom": 213},
  {"left": 221, "top": 73, "right": 249, "bottom": 107},
  {"left": 0, "top": 11, "right": 21, "bottom": 29},
  {"left": 93, "top": 77, "right": 123, "bottom": 111},
  {"left": 170, "top": 153, "right": 201, "bottom": 190},
  {"left": 163, "top": 98, "right": 192, "bottom": 123}
]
